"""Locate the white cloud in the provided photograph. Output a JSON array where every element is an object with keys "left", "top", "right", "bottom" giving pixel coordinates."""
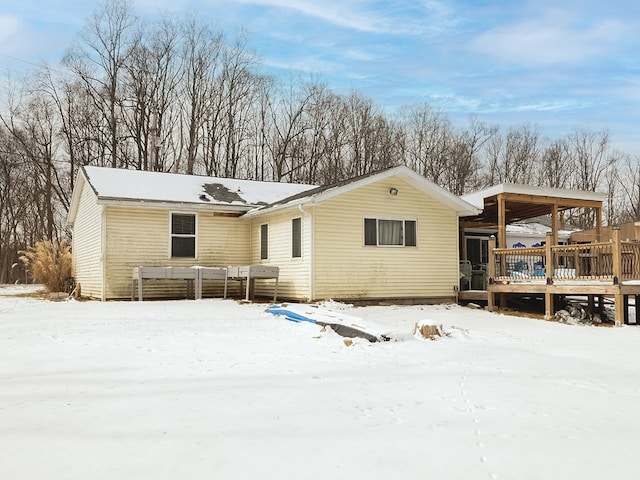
[
  {"left": 471, "top": 10, "right": 629, "bottom": 66},
  {"left": 0, "top": 14, "right": 22, "bottom": 44},
  {"left": 233, "top": 0, "right": 454, "bottom": 35},
  {"left": 232, "top": 0, "right": 388, "bottom": 32}
]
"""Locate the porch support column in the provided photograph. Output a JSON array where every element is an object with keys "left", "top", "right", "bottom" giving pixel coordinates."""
[
  {"left": 612, "top": 227, "right": 622, "bottom": 283},
  {"left": 487, "top": 288, "right": 495, "bottom": 312},
  {"left": 551, "top": 203, "right": 559, "bottom": 247},
  {"left": 596, "top": 207, "right": 602, "bottom": 242},
  {"left": 544, "top": 292, "right": 554, "bottom": 320},
  {"left": 497, "top": 194, "right": 506, "bottom": 248},
  {"left": 545, "top": 232, "right": 554, "bottom": 281},
  {"left": 614, "top": 293, "right": 624, "bottom": 327},
  {"left": 487, "top": 235, "right": 497, "bottom": 312},
  {"left": 459, "top": 225, "right": 467, "bottom": 261}
]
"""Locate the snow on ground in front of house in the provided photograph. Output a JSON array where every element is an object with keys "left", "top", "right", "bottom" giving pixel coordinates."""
[{"left": 2, "top": 286, "right": 640, "bottom": 480}]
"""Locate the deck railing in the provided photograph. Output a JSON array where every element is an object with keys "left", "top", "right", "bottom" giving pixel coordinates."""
[{"left": 488, "top": 229, "right": 640, "bottom": 284}]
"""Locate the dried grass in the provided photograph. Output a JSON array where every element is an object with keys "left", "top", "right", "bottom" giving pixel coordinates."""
[{"left": 19, "top": 239, "right": 72, "bottom": 293}]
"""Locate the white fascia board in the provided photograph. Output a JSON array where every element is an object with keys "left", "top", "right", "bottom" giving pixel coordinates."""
[
  {"left": 67, "top": 168, "right": 88, "bottom": 227},
  {"left": 462, "top": 183, "right": 607, "bottom": 209}
]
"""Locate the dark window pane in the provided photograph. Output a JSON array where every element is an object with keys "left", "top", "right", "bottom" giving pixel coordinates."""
[
  {"left": 292, "top": 218, "right": 302, "bottom": 258},
  {"left": 364, "top": 218, "right": 377, "bottom": 245},
  {"left": 405, "top": 220, "right": 417, "bottom": 246},
  {"left": 172, "top": 237, "right": 195, "bottom": 257},
  {"left": 260, "top": 224, "right": 268, "bottom": 259},
  {"left": 172, "top": 214, "right": 195, "bottom": 235}
]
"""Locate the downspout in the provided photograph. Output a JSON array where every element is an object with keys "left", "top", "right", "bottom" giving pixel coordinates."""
[
  {"left": 101, "top": 206, "right": 107, "bottom": 302},
  {"left": 298, "top": 203, "right": 314, "bottom": 301}
]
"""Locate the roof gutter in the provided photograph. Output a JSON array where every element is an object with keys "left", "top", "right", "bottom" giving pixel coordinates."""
[{"left": 95, "top": 197, "right": 252, "bottom": 214}]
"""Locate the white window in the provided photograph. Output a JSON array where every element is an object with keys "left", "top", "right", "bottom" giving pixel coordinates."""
[
  {"left": 364, "top": 218, "right": 417, "bottom": 247},
  {"left": 260, "top": 223, "right": 268, "bottom": 260},
  {"left": 292, "top": 217, "right": 302, "bottom": 258},
  {"left": 171, "top": 213, "right": 196, "bottom": 258}
]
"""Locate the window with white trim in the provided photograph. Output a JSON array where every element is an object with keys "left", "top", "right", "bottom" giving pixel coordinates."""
[
  {"left": 364, "top": 218, "right": 417, "bottom": 247},
  {"left": 260, "top": 223, "right": 269, "bottom": 260},
  {"left": 292, "top": 217, "right": 302, "bottom": 258},
  {"left": 171, "top": 213, "right": 196, "bottom": 257}
]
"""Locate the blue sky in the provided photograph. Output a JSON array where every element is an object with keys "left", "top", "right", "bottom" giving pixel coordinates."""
[{"left": 1, "top": 0, "right": 639, "bottom": 154}]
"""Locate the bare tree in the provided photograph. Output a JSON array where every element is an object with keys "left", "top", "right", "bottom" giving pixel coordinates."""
[
  {"left": 63, "top": 0, "right": 139, "bottom": 168},
  {"left": 538, "top": 138, "right": 572, "bottom": 188},
  {"left": 122, "top": 15, "right": 182, "bottom": 171},
  {"left": 267, "top": 76, "right": 323, "bottom": 181},
  {"left": 483, "top": 123, "right": 540, "bottom": 186},
  {"left": 178, "top": 16, "right": 223, "bottom": 174},
  {"left": 399, "top": 103, "right": 452, "bottom": 183},
  {"left": 447, "top": 116, "right": 495, "bottom": 195},
  {"left": 564, "top": 128, "right": 617, "bottom": 228}
]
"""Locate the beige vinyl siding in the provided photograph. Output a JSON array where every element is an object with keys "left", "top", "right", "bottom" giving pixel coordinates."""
[
  {"left": 103, "top": 206, "right": 250, "bottom": 299},
  {"left": 71, "top": 180, "right": 104, "bottom": 299},
  {"left": 313, "top": 177, "right": 459, "bottom": 301},
  {"left": 248, "top": 211, "right": 312, "bottom": 301}
]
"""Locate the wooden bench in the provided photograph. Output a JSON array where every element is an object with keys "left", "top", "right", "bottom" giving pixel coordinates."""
[
  {"left": 226, "top": 265, "right": 279, "bottom": 302},
  {"left": 132, "top": 265, "right": 276, "bottom": 302},
  {"left": 196, "top": 267, "right": 228, "bottom": 300},
  {"left": 131, "top": 266, "right": 198, "bottom": 301}
]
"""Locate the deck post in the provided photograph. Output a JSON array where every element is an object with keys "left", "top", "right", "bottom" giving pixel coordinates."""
[
  {"left": 499, "top": 293, "right": 507, "bottom": 308},
  {"left": 488, "top": 236, "right": 497, "bottom": 280},
  {"left": 612, "top": 227, "right": 622, "bottom": 283},
  {"left": 487, "top": 289, "right": 495, "bottom": 311},
  {"left": 635, "top": 295, "right": 639, "bottom": 325},
  {"left": 498, "top": 194, "right": 506, "bottom": 248},
  {"left": 544, "top": 292, "right": 554, "bottom": 320},
  {"left": 545, "top": 233, "right": 554, "bottom": 282},
  {"left": 614, "top": 293, "right": 624, "bottom": 326},
  {"left": 487, "top": 236, "right": 497, "bottom": 312}
]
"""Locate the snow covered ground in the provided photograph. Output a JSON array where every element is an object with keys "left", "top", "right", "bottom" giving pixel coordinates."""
[{"left": 2, "top": 285, "right": 640, "bottom": 480}]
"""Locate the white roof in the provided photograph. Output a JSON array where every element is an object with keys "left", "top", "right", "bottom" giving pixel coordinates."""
[
  {"left": 462, "top": 183, "right": 607, "bottom": 210},
  {"left": 82, "top": 166, "right": 316, "bottom": 207},
  {"left": 68, "top": 165, "right": 481, "bottom": 226},
  {"left": 67, "top": 166, "right": 317, "bottom": 225}
]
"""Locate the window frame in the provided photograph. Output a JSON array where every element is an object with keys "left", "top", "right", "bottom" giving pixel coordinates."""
[
  {"left": 292, "top": 217, "right": 302, "bottom": 258},
  {"left": 260, "top": 223, "right": 269, "bottom": 260},
  {"left": 364, "top": 217, "right": 418, "bottom": 247},
  {"left": 170, "top": 212, "right": 197, "bottom": 259}
]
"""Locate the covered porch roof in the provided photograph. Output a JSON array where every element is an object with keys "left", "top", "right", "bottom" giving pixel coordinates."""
[{"left": 460, "top": 183, "right": 606, "bottom": 248}]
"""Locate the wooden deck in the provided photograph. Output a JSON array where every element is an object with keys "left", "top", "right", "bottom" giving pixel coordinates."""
[
  {"left": 458, "top": 290, "right": 488, "bottom": 302},
  {"left": 483, "top": 230, "right": 640, "bottom": 325}
]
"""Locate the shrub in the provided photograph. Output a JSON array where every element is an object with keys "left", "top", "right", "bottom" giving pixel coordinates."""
[{"left": 20, "top": 239, "right": 72, "bottom": 293}]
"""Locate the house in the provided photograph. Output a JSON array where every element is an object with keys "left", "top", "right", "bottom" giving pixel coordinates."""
[{"left": 67, "top": 165, "right": 480, "bottom": 302}]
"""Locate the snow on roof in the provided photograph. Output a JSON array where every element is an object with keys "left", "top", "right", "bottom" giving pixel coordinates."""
[
  {"left": 82, "top": 166, "right": 317, "bottom": 209},
  {"left": 506, "top": 222, "right": 574, "bottom": 239},
  {"left": 462, "top": 183, "right": 607, "bottom": 210}
]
